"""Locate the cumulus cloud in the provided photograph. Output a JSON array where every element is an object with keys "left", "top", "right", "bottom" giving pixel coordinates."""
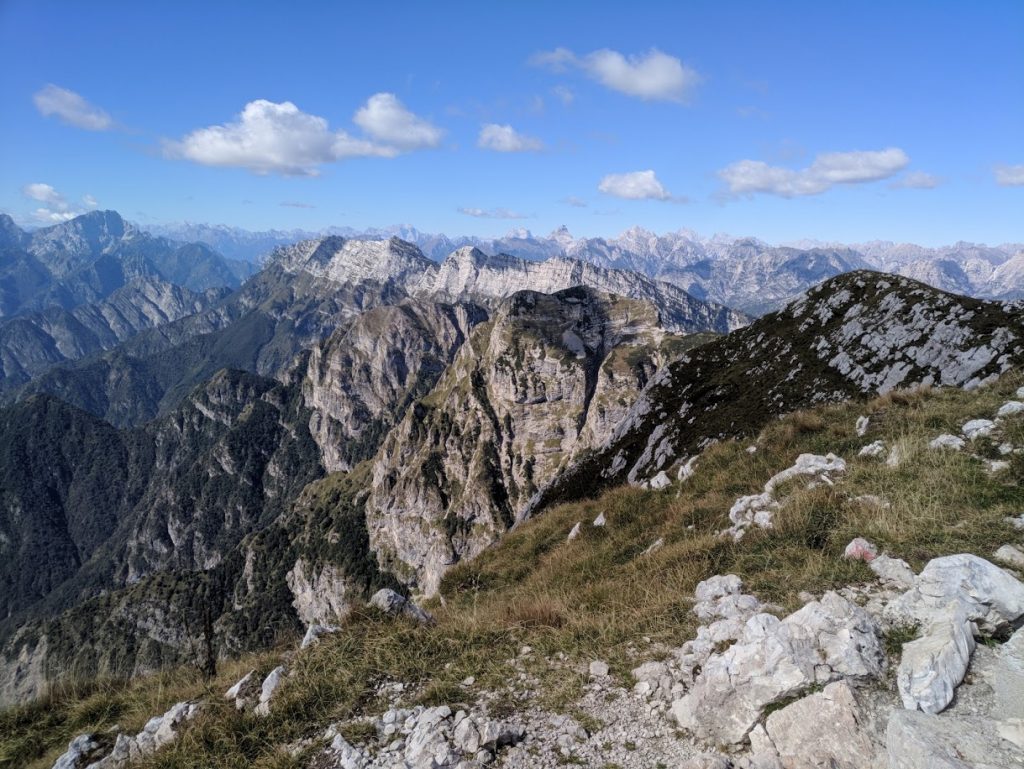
[
  {"left": 352, "top": 93, "right": 444, "bottom": 150},
  {"left": 458, "top": 207, "right": 528, "bottom": 219},
  {"left": 33, "top": 84, "right": 113, "bottom": 130},
  {"left": 166, "top": 94, "right": 442, "bottom": 175},
  {"left": 562, "top": 196, "right": 588, "bottom": 207},
  {"left": 531, "top": 47, "right": 699, "bottom": 102},
  {"left": 995, "top": 164, "right": 1024, "bottom": 187},
  {"left": 890, "top": 171, "right": 941, "bottom": 189},
  {"left": 477, "top": 123, "right": 544, "bottom": 152},
  {"left": 597, "top": 170, "right": 672, "bottom": 200},
  {"left": 22, "top": 183, "right": 96, "bottom": 222},
  {"left": 718, "top": 148, "right": 910, "bottom": 197}
]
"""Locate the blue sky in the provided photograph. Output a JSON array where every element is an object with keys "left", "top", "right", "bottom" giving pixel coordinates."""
[{"left": 1, "top": 0, "right": 1021, "bottom": 245}]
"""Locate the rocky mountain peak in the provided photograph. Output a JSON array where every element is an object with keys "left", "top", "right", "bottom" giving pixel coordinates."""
[
  {"left": 25, "top": 210, "right": 132, "bottom": 275},
  {"left": 0, "top": 213, "right": 25, "bottom": 248},
  {"left": 271, "top": 235, "right": 433, "bottom": 286}
]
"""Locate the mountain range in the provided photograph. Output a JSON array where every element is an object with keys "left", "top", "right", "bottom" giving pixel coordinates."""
[
  {"left": 145, "top": 220, "right": 1024, "bottom": 314},
  {"left": 1, "top": 209, "right": 1022, "bottom": 717}
]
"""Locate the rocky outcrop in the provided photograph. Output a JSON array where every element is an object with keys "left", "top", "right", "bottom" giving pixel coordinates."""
[
  {"left": 51, "top": 700, "right": 201, "bottom": 769},
  {"left": 285, "top": 558, "right": 356, "bottom": 627},
  {"left": 365, "top": 287, "right": 677, "bottom": 593},
  {"left": 750, "top": 681, "right": 884, "bottom": 769},
  {"left": 320, "top": 704, "right": 524, "bottom": 768},
  {"left": 303, "top": 300, "right": 485, "bottom": 472},
  {"left": 671, "top": 592, "right": 885, "bottom": 745},
  {"left": 535, "top": 271, "right": 1024, "bottom": 509}
]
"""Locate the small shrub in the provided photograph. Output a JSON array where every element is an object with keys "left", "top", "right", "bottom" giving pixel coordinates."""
[{"left": 884, "top": 622, "right": 921, "bottom": 657}]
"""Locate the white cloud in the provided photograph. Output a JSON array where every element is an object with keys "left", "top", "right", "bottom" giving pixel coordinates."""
[
  {"left": 33, "top": 84, "right": 113, "bottom": 130},
  {"left": 531, "top": 48, "right": 699, "bottom": 102},
  {"left": 718, "top": 148, "right": 910, "bottom": 197},
  {"left": 352, "top": 92, "right": 443, "bottom": 150},
  {"left": 166, "top": 95, "right": 442, "bottom": 175},
  {"left": 23, "top": 183, "right": 65, "bottom": 207},
  {"left": 597, "top": 170, "right": 672, "bottom": 200},
  {"left": 21, "top": 183, "right": 95, "bottom": 222},
  {"left": 280, "top": 201, "right": 316, "bottom": 209},
  {"left": 552, "top": 85, "right": 574, "bottom": 105},
  {"left": 477, "top": 124, "right": 544, "bottom": 153},
  {"left": 995, "top": 164, "right": 1024, "bottom": 187},
  {"left": 562, "top": 196, "right": 588, "bottom": 207},
  {"left": 458, "top": 207, "right": 528, "bottom": 219},
  {"left": 890, "top": 171, "right": 941, "bottom": 189}
]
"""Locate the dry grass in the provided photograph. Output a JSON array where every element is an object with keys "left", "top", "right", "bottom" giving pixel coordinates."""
[{"left": 5, "top": 371, "right": 1024, "bottom": 769}]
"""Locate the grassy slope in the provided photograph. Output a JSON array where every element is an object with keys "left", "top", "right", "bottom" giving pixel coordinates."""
[{"left": 4, "top": 371, "right": 1023, "bottom": 769}]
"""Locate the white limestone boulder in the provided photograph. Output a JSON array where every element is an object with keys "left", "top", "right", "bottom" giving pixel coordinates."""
[
  {"left": 997, "top": 400, "right": 1024, "bottom": 417},
  {"left": 301, "top": 623, "right": 339, "bottom": 650},
  {"left": 671, "top": 591, "right": 884, "bottom": 745},
  {"left": 886, "top": 553, "right": 1024, "bottom": 634},
  {"left": 51, "top": 734, "right": 108, "bottom": 769},
  {"left": 961, "top": 419, "right": 996, "bottom": 440},
  {"left": 929, "top": 433, "right": 965, "bottom": 451},
  {"left": 254, "top": 665, "right": 287, "bottom": 717},
  {"left": 368, "top": 588, "right": 434, "bottom": 625},
  {"left": 994, "top": 544, "right": 1024, "bottom": 569},
  {"left": 896, "top": 604, "right": 975, "bottom": 714},
  {"left": 224, "top": 669, "right": 260, "bottom": 711},
  {"left": 755, "top": 681, "right": 883, "bottom": 769},
  {"left": 868, "top": 554, "right": 916, "bottom": 588}
]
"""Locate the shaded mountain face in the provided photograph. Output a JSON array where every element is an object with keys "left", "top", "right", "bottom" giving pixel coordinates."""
[
  {"left": 533, "top": 271, "right": 1024, "bottom": 511},
  {"left": 0, "top": 368, "right": 322, "bottom": 635},
  {"left": 0, "top": 211, "right": 252, "bottom": 320},
  {"left": 0, "top": 278, "right": 230, "bottom": 389}
]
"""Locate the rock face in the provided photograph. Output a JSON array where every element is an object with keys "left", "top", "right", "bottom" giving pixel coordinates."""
[
  {"left": 303, "top": 300, "right": 485, "bottom": 472},
  {"left": 886, "top": 709, "right": 1021, "bottom": 769},
  {"left": 536, "top": 271, "right": 1024, "bottom": 509},
  {"left": 366, "top": 286, "right": 678, "bottom": 593},
  {"left": 286, "top": 558, "right": 356, "bottom": 627},
  {"left": 753, "top": 681, "right": 884, "bottom": 769},
  {"left": 0, "top": 368, "right": 323, "bottom": 705},
  {"left": 671, "top": 592, "right": 885, "bottom": 746}
]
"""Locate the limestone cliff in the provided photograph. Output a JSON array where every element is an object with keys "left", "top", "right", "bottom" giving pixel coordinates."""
[{"left": 365, "top": 286, "right": 680, "bottom": 593}]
